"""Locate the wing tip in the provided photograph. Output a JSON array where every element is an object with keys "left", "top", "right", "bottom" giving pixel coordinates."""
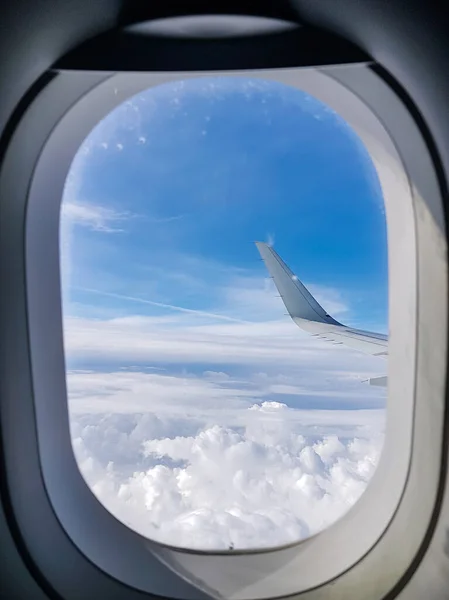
[{"left": 255, "top": 241, "right": 343, "bottom": 327}]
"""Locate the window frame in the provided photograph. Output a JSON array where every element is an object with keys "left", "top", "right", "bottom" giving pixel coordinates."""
[{"left": 0, "top": 63, "right": 446, "bottom": 599}]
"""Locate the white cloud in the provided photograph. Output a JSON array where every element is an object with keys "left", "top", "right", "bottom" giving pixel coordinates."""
[
  {"left": 222, "top": 277, "right": 285, "bottom": 320},
  {"left": 61, "top": 202, "right": 131, "bottom": 233},
  {"left": 63, "top": 272, "right": 364, "bottom": 381},
  {"left": 69, "top": 379, "right": 384, "bottom": 550},
  {"left": 64, "top": 313, "right": 386, "bottom": 390},
  {"left": 67, "top": 369, "right": 386, "bottom": 421}
]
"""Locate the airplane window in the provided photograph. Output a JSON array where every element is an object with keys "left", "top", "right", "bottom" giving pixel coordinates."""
[{"left": 60, "top": 76, "right": 388, "bottom": 551}]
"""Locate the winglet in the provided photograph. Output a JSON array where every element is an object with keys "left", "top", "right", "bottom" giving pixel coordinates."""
[{"left": 255, "top": 242, "right": 342, "bottom": 326}]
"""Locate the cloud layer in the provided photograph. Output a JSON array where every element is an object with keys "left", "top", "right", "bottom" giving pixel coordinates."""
[{"left": 69, "top": 369, "right": 385, "bottom": 550}]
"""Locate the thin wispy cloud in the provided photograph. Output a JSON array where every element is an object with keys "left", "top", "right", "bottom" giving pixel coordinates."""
[{"left": 61, "top": 202, "right": 131, "bottom": 233}]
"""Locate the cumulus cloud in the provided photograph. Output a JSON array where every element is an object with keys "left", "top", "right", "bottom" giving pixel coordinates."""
[
  {"left": 68, "top": 369, "right": 385, "bottom": 550},
  {"left": 71, "top": 398, "right": 383, "bottom": 550}
]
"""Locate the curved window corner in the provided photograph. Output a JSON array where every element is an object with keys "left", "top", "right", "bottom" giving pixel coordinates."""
[{"left": 10, "top": 63, "right": 444, "bottom": 600}]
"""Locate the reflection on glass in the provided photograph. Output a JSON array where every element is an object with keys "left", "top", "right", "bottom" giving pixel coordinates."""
[{"left": 60, "top": 76, "right": 388, "bottom": 550}]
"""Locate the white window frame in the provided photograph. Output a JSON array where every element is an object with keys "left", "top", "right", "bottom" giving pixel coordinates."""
[{"left": 0, "top": 63, "right": 446, "bottom": 599}]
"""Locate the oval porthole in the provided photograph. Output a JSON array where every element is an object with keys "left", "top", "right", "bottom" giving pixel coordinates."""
[{"left": 60, "top": 75, "right": 388, "bottom": 551}]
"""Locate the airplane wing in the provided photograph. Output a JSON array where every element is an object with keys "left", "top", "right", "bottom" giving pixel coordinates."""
[{"left": 256, "top": 242, "right": 388, "bottom": 386}]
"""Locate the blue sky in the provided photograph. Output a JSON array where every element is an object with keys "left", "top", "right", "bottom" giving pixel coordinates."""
[{"left": 63, "top": 76, "right": 387, "bottom": 335}]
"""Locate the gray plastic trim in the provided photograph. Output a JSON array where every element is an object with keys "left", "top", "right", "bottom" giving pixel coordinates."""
[{"left": 0, "top": 64, "right": 446, "bottom": 600}]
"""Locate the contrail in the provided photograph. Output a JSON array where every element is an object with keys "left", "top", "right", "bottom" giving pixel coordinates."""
[{"left": 74, "top": 286, "right": 250, "bottom": 324}]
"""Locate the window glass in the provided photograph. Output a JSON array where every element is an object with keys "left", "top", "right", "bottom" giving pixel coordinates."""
[{"left": 61, "top": 76, "right": 388, "bottom": 550}]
